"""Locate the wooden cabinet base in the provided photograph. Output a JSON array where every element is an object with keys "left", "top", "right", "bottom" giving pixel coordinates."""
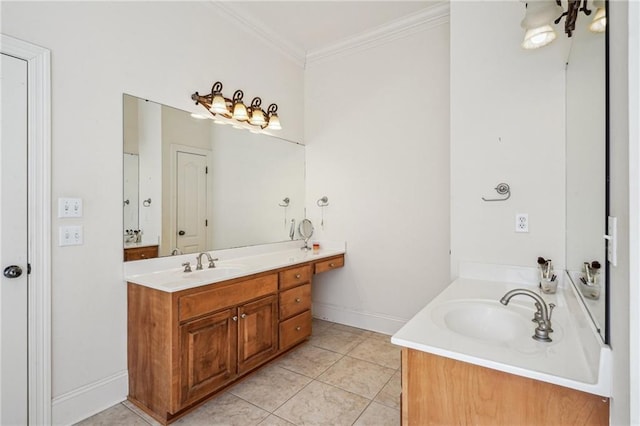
[{"left": 401, "top": 348, "right": 609, "bottom": 426}]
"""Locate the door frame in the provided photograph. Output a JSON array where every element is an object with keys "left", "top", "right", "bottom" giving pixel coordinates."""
[
  {"left": 1, "top": 34, "right": 52, "bottom": 425},
  {"left": 168, "top": 144, "right": 212, "bottom": 253}
]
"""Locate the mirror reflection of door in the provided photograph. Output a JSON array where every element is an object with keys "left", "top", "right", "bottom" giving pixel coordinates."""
[{"left": 175, "top": 149, "right": 208, "bottom": 254}]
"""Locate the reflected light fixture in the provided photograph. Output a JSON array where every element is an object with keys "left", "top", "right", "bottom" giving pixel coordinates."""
[
  {"left": 520, "top": 0, "right": 607, "bottom": 50},
  {"left": 191, "top": 81, "right": 282, "bottom": 131}
]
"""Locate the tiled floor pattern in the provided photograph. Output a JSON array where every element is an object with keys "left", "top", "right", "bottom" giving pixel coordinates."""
[{"left": 77, "top": 319, "right": 401, "bottom": 426}]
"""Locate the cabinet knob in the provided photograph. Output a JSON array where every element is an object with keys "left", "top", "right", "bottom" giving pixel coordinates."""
[
  {"left": 232, "top": 316, "right": 238, "bottom": 322},
  {"left": 295, "top": 273, "right": 301, "bottom": 279},
  {"left": 241, "top": 313, "right": 247, "bottom": 319},
  {"left": 329, "top": 263, "right": 335, "bottom": 267},
  {"left": 140, "top": 254, "right": 146, "bottom": 258},
  {"left": 295, "top": 298, "right": 301, "bottom": 303},
  {"left": 295, "top": 326, "right": 301, "bottom": 331}
]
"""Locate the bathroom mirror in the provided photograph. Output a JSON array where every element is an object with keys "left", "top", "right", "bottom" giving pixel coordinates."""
[
  {"left": 298, "top": 218, "right": 314, "bottom": 250},
  {"left": 564, "top": 13, "right": 608, "bottom": 343},
  {"left": 123, "top": 94, "right": 305, "bottom": 257},
  {"left": 123, "top": 153, "right": 139, "bottom": 231}
]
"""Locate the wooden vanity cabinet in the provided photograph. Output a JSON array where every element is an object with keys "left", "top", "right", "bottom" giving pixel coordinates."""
[
  {"left": 401, "top": 348, "right": 610, "bottom": 426},
  {"left": 124, "top": 245, "right": 158, "bottom": 261},
  {"left": 128, "top": 253, "right": 345, "bottom": 424}
]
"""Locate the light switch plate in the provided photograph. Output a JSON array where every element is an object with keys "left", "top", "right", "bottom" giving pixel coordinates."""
[
  {"left": 59, "top": 225, "right": 83, "bottom": 246},
  {"left": 58, "top": 198, "right": 83, "bottom": 218}
]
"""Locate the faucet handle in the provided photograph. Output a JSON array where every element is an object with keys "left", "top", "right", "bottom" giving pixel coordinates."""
[
  {"left": 548, "top": 303, "right": 556, "bottom": 322},
  {"left": 182, "top": 262, "right": 192, "bottom": 273},
  {"left": 208, "top": 258, "right": 219, "bottom": 268}
]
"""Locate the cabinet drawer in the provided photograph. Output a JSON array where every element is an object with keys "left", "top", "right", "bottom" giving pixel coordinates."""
[
  {"left": 179, "top": 274, "right": 277, "bottom": 322},
  {"left": 314, "top": 255, "right": 344, "bottom": 274},
  {"left": 279, "top": 265, "right": 312, "bottom": 290},
  {"left": 279, "top": 310, "right": 312, "bottom": 350},
  {"left": 279, "top": 284, "right": 311, "bottom": 320},
  {"left": 124, "top": 245, "right": 158, "bottom": 261}
]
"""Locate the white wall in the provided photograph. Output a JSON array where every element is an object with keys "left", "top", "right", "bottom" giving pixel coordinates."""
[
  {"left": 305, "top": 17, "right": 451, "bottom": 334},
  {"left": 608, "top": 2, "right": 631, "bottom": 424},
  {"left": 450, "top": 2, "right": 566, "bottom": 277},
  {"left": 0, "top": 2, "right": 304, "bottom": 424}
]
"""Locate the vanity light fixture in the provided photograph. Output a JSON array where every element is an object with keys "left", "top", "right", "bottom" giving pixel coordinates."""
[
  {"left": 191, "top": 81, "right": 281, "bottom": 130},
  {"left": 520, "top": 0, "right": 606, "bottom": 50}
]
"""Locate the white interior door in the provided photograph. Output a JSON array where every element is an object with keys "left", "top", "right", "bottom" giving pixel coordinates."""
[
  {"left": 0, "top": 52, "right": 29, "bottom": 425},
  {"left": 176, "top": 151, "right": 208, "bottom": 254}
]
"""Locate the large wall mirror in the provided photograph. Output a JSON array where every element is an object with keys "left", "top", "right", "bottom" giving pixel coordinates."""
[
  {"left": 123, "top": 94, "right": 306, "bottom": 258},
  {"left": 565, "top": 5, "right": 608, "bottom": 343}
]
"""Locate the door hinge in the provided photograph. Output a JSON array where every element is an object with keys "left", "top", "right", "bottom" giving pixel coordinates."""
[
  {"left": 205, "top": 219, "right": 208, "bottom": 226},
  {"left": 27, "top": 263, "right": 32, "bottom": 274},
  {"left": 205, "top": 166, "right": 208, "bottom": 174}
]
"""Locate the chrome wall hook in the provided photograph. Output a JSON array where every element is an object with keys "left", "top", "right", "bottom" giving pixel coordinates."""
[
  {"left": 278, "top": 197, "right": 290, "bottom": 207},
  {"left": 482, "top": 183, "right": 511, "bottom": 202},
  {"left": 317, "top": 196, "right": 329, "bottom": 207},
  {"left": 143, "top": 198, "right": 152, "bottom": 207}
]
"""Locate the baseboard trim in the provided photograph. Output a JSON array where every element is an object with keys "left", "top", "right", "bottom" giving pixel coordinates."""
[
  {"left": 312, "top": 302, "right": 407, "bottom": 335},
  {"left": 51, "top": 370, "right": 128, "bottom": 425}
]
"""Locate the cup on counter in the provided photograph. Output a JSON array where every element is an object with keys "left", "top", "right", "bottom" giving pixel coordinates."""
[
  {"left": 312, "top": 242, "right": 320, "bottom": 254},
  {"left": 540, "top": 278, "right": 558, "bottom": 294}
]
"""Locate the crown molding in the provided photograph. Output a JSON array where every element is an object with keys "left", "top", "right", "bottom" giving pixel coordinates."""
[
  {"left": 306, "top": 2, "right": 450, "bottom": 65},
  {"left": 207, "top": 1, "right": 450, "bottom": 69},
  {"left": 207, "top": 1, "right": 307, "bottom": 68}
]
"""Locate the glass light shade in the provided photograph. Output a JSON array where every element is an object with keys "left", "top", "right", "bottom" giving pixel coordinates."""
[
  {"left": 267, "top": 114, "right": 281, "bottom": 130},
  {"left": 249, "top": 109, "right": 266, "bottom": 126},
  {"left": 190, "top": 113, "right": 208, "bottom": 120},
  {"left": 589, "top": 7, "right": 607, "bottom": 33},
  {"left": 522, "top": 25, "right": 557, "bottom": 49},
  {"left": 232, "top": 102, "right": 248, "bottom": 121},
  {"left": 210, "top": 94, "right": 228, "bottom": 114}
]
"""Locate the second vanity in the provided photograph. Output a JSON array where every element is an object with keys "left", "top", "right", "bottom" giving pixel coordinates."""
[
  {"left": 392, "top": 263, "right": 612, "bottom": 426},
  {"left": 124, "top": 242, "right": 345, "bottom": 424}
]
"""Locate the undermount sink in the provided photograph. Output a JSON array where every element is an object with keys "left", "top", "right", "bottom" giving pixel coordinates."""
[
  {"left": 432, "top": 300, "right": 532, "bottom": 344},
  {"left": 428, "top": 299, "right": 568, "bottom": 353}
]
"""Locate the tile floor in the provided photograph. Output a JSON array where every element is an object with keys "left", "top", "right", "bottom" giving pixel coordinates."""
[{"left": 76, "top": 319, "right": 401, "bottom": 426}]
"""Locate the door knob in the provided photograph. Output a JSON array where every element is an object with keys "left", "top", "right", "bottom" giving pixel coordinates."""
[
  {"left": 178, "top": 230, "right": 186, "bottom": 236},
  {"left": 3, "top": 265, "right": 22, "bottom": 279}
]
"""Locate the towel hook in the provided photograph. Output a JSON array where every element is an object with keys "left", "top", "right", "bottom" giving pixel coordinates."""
[
  {"left": 482, "top": 183, "right": 511, "bottom": 202},
  {"left": 279, "top": 197, "right": 290, "bottom": 207},
  {"left": 143, "top": 198, "right": 152, "bottom": 207},
  {"left": 317, "top": 196, "right": 329, "bottom": 207}
]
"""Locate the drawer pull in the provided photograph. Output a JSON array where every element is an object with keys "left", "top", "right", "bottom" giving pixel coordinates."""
[
  {"left": 232, "top": 316, "right": 238, "bottom": 322},
  {"left": 241, "top": 313, "right": 247, "bottom": 319},
  {"left": 296, "top": 326, "right": 301, "bottom": 331},
  {"left": 329, "top": 262, "right": 334, "bottom": 267},
  {"left": 140, "top": 254, "right": 146, "bottom": 258},
  {"left": 295, "top": 273, "right": 301, "bottom": 279},
  {"left": 295, "top": 298, "right": 302, "bottom": 303}
]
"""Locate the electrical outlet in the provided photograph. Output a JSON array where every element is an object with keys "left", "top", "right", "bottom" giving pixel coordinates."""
[
  {"left": 59, "top": 225, "right": 83, "bottom": 246},
  {"left": 515, "top": 213, "right": 529, "bottom": 233},
  {"left": 58, "top": 198, "right": 83, "bottom": 218}
]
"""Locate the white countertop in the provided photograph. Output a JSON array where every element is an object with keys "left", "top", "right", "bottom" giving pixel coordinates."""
[
  {"left": 124, "top": 240, "right": 346, "bottom": 293},
  {"left": 391, "top": 263, "right": 611, "bottom": 397}
]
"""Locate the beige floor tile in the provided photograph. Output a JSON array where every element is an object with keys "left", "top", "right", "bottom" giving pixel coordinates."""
[
  {"left": 258, "top": 414, "right": 296, "bottom": 426},
  {"left": 348, "top": 337, "right": 401, "bottom": 369},
  {"left": 374, "top": 370, "right": 401, "bottom": 410},
  {"left": 273, "top": 342, "right": 343, "bottom": 378},
  {"left": 308, "top": 328, "right": 366, "bottom": 354},
  {"left": 228, "top": 365, "right": 312, "bottom": 411},
  {"left": 367, "top": 331, "right": 393, "bottom": 342},
  {"left": 173, "top": 392, "right": 269, "bottom": 426},
  {"left": 312, "top": 318, "right": 333, "bottom": 333},
  {"left": 121, "top": 400, "right": 161, "bottom": 426},
  {"left": 353, "top": 402, "right": 400, "bottom": 426},
  {"left": 74, "top": 403, "right": 149, "bottom": 426},
  {"left": 317, "top": 356, "right": 395, "bottom": 399},
  {"left": 274, "top": 381, "right": 369, "bottom": 426},
  {"left": 329, "top": 323, "right": 373, "bottom": 337}
]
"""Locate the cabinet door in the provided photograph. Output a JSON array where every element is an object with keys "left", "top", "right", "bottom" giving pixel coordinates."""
[
  {"left": 237, "top": 295, "right": 278, "bottom": 373},
  {"left": 179, "top": 308, "right": 237, "bottom": 409}
]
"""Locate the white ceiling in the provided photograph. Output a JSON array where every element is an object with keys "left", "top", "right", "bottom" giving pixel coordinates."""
[{"left": 214, "top": 1, "right": 445, "bottom": 63}]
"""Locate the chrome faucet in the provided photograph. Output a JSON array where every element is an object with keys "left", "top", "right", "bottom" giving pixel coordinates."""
[
  {"left": 196, "top": 252, "right": 218, "bottom": 270},
  {"left": 500, "top": 289, "right": 555, "bottom": 342}
]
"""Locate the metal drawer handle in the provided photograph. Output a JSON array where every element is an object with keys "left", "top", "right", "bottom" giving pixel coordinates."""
[
  {"left": 232, "top": 316, "right": 238, "bottom": 322},
  {"left": 329, "top": 263, "right": 335, "bottom": 267},
  {"left": 295, "top": 273, "right": 301, "bottom": 279},
  {"left": 295, "top": 326, "right": 301, "bottom": 331},
  {"left": 295, "top": 298, "right": 301, "bottom": 303},
  {"left": 241, "top": 313, "right": 247, "bottom": 319}
]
